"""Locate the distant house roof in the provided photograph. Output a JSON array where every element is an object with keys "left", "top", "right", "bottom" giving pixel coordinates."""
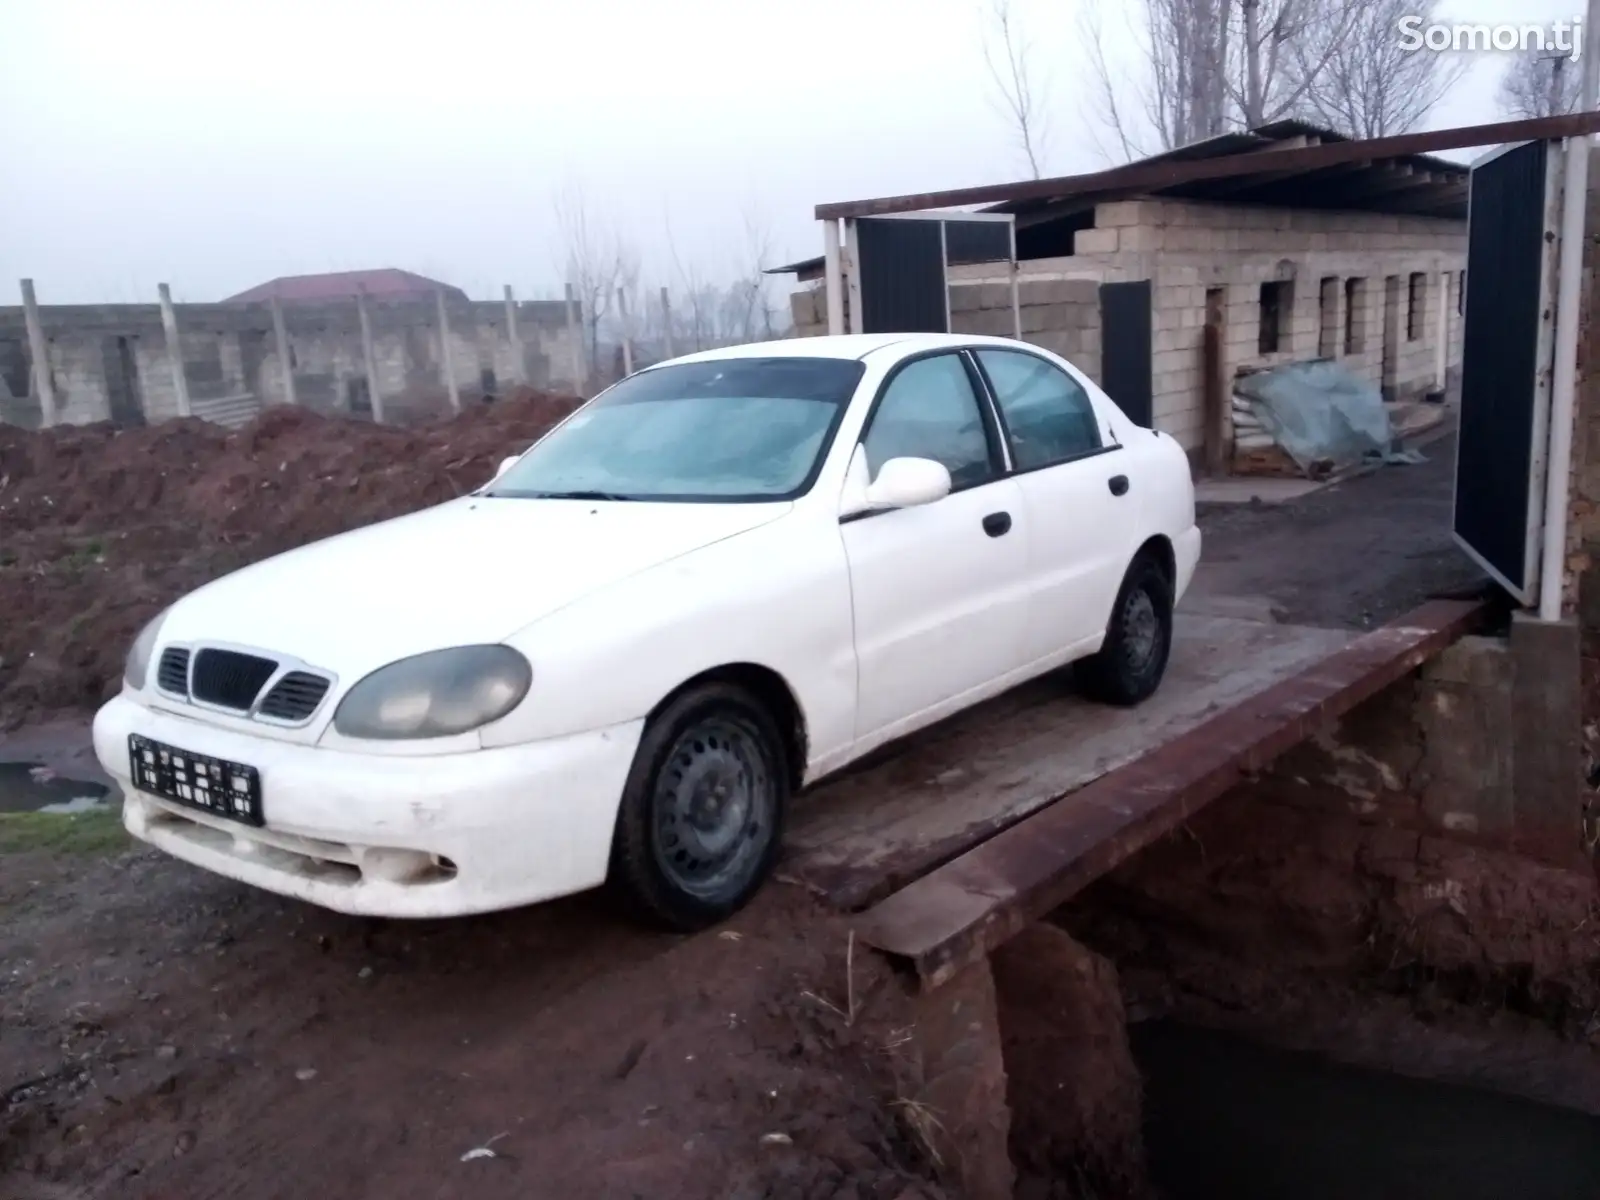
[{"left": 224, "top": 269, "right": 469, "bottom": 305}]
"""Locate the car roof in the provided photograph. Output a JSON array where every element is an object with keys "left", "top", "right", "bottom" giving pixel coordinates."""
[{"left": 660, "top": 332, "right": 1033, "bottom": 366}]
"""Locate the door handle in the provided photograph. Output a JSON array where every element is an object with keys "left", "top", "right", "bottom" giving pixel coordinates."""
[
  {"left": 1108, "top": 474, "right": 1130, "bottom": 497},
  {"left": 982, "top": 511, "right": 1012, "bottom": 537}
]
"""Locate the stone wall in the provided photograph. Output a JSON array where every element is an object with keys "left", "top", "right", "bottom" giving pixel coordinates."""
[{"left": 0, "top": 297, "right": 583, "bottom": 429}]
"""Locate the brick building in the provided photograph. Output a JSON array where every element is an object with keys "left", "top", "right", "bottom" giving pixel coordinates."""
[{"left": 777, "top": 122, "right": 1468, "bottom": 472}]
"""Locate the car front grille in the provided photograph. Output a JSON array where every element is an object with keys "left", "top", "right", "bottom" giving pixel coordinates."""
[
  {"left": 257, "top": 671, "right": 332, "bottom": 722},
  {"left": 151, "top": 643, "right": 335, "bottom": 725},
  {"left": 190, "top": 649, "right": 280, "bottom": 712},
  {"left": 156, "top": 647, "right": 191, "bottom": 695}
]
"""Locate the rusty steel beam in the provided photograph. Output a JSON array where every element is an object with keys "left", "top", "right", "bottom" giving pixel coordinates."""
[
  {"left": 814, "top": 113, "right": 1600, "bottom": 221},
  {"left": 852, "top": 599, "right": 1490, "bottom": 989}
]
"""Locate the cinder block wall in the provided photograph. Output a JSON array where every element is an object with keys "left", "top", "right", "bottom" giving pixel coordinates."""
[
  {"left": 787, "top": 199, "right": 1464, "bottom": 458},
  {"left": 950, "top": 279, "right": 1102, "bottom": 378},
  {"left": 1067, "top": 198, "right": 1467, "bottom": 451},
  {"left": 0, "top": 299, "right": 583, "bottom": 429},
  {"left": 788, "top": 279, "right": 1101, "bottom": 379}
]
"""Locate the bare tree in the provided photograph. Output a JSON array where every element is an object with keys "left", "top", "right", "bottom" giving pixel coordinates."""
[
  {"left": 1500, "top": 50, "right": 1583, "bottom": 120},
  {"left": 1292, "top": 0, "right": 1466, "bottom": 137},
  {"left": 723, "top": 207, "right": 781, "bottom": 343},
  {"left": 1232, "top": 0, "right": 1355, "bottom": 128},
  {"left": 553, "top": 183, "right": 637, "bottom": 376},
  {"left": 981, "top": 0, "right": 1049, "bottom": 177},
  {"left": 1080, "top": 0, "right": 1230, "bottom": 160},
  {"left": 1080, "top": 0, "right": 1360, "bottom": 159}
]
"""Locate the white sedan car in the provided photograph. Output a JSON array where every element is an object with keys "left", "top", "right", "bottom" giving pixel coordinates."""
[{"left": 94, "top": 332, "right": 1200, "bottom": 930}]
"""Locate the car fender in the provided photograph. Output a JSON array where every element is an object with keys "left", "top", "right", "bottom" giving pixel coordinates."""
[{"left": 481, "top": 511, "right": 857, "bottom": 768}]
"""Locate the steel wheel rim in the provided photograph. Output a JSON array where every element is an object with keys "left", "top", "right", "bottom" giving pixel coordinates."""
[
  {"left": 651, "top": 717, "right": 773, "bottom": 901},
  {"left": 1121, "top": 587, "right": 1163, "bottom": 675}
]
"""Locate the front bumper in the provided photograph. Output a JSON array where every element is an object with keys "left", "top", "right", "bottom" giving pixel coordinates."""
[{"left": 93, "top": 693, "right": 643, "bottom": 918}]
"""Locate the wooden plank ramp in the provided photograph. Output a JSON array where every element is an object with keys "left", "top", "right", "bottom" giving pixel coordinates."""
[
  {"left": 783, "top": 611, "right": 1352, "bottom": 910},
  {"left": 847, "top": 599, "right": 1487, "bottom": 989}
]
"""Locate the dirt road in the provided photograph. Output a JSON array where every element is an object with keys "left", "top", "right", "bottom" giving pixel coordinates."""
[{"left": 1191, "top": 433, "right": 1484, "bottom": 629}]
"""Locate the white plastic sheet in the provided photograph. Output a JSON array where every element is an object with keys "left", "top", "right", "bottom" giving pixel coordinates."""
[{"left": 1233, "top": 359, "right": 1425, "bottom": 476}]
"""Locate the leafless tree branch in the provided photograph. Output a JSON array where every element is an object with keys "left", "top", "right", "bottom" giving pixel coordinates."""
[
  {"left": 553, "top": 182, "right": 635, "bottom": 377},
  {"left": 1290, "top": 0, "right": 1464, "bottom": 137},
  {"left": 981, "top": 0, "right": 1049, "bottom": 177},
  {"left": 1500, "top": 49, "right": 1584, "bottom": 120}
]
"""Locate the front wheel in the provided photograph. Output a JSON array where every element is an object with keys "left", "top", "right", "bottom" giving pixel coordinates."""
[
  {"left": 1075, "top": 554, "right": 1174, "bottom": 707},
  {"left": 608, "top": 682, "right": 788, "bottom": 932}
]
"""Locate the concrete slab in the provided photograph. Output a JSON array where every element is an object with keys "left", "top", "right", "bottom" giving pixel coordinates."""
[
  {"left": 782, "top": 613, "right": 1353, "bottom": 908},
  {"left": 1196, "top": 477, "right": 1327, "bottom": 505}
]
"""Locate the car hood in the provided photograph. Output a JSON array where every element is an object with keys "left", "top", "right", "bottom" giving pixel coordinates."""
[{"left": 159, "top": 496, "right": 792, "bottom": 677}]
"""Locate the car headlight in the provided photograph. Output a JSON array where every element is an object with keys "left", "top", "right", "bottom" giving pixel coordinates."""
[
  {"left": 332, "top": 645, "right": 532, "bottom": 740},
  {"left": 124, "top": 609, "right": 170, "bottom": 691}
]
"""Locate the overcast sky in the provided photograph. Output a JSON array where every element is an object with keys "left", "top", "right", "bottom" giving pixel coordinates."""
[{"left": 0, "top": 0, "right": 1583, "bottom": 304}]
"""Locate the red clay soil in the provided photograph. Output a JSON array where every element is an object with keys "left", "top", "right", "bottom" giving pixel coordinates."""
[
  {"left": 1063, "top": 772, "right": 1600, "bottom": 1072},
  {"left": 0, "top": 399, "right": 955, "bottom": 1200},
  {"left": 0, "top": 391, "right": 582, "bottom": 729},
  {"left": 0, "top": 840, "right": 947, "bottom": 1200}
]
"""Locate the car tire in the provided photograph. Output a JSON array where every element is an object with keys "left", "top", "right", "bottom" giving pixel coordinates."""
[
  {"left": 1075, "top": 552, "right": 1174, "bottom": 707},
  {"left": 608, "top": 682, "right": 789, "bottom": 932}
]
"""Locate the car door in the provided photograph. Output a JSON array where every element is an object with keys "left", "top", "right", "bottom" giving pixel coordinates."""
[
  {"left": 840, "top": 351, "right": 1031, "bottom": 741},
  {"left": 971, "top": 347, "right": 1140, "bottom": 665}
]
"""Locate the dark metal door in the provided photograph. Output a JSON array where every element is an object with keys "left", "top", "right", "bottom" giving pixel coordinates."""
[
  {"left": 1100, "top": 280, "right": 1153, "bottom": 427},
  {"left": 855, "top": 218, "right": 946, "bottom": 334},
  {"left": 1453, "top": 139, "right": 1556, "bottom": 602},
  {"left": 853, "top": 217, "right": 1016, "bottom": 335}
]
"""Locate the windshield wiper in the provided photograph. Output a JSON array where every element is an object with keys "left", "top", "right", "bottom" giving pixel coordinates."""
[{"left": 518, "top": 489, "right": 639, "bottom": 502}]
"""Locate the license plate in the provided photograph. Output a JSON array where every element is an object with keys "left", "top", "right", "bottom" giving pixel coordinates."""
[{"left": 128, "top": 734, "right": 264, "bottom": 827}]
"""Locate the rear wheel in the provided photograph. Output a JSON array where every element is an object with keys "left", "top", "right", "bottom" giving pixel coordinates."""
[
  {"left": 1075, "top": 553, "right": 1173, "bottom": 706},
  {"left": 608, "top": 682, "right": 788, "bottom": 932}
]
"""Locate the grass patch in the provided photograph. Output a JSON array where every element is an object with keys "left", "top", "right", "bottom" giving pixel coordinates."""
[{"left": 0, "top": 807, "right": 127, "bottom": 856}]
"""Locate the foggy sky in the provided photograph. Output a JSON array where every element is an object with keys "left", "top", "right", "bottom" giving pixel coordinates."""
[{"left": 0, "top": 0, "right": 1574, "bottom": 305}]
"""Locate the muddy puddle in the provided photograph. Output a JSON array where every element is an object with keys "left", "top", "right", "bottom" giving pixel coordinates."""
[
  {"left": 1132, "top": 1020, "right": 1600, "bottom": 1200},
  {"left": 0, "top": 760, "right": 112, "bottom": 814}
]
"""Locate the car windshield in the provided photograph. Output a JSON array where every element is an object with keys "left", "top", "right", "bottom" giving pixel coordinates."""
[{"left": 487, "top": 356, "right": 866, "bottom": 502}]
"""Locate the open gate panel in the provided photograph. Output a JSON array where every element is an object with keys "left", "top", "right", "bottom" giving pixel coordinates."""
[{"left": 1451, "top": 139, "right": 1563, "bottom": 604}]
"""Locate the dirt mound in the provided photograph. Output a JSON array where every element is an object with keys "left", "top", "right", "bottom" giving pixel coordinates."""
[{"left": 0, "top": 390, "right": 582, "bottom": 728}]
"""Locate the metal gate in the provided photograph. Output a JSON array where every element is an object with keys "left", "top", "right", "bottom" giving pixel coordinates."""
[
  {"left": 1452, "top": 139, "right": 1562, "bottom": 603},
  {"left": 1099, "top": 280, "right": 1154, "bottom": 427},
  {"left": 844, "top": 213, "right": 1016, "bottom": 334}
]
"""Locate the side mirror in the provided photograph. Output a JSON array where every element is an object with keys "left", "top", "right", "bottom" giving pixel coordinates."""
[
  {"left": 494, "top": 455, "right": 519, "bottom": 481},
  {"left": 864, "top": 457, "right": 951, "bottom": 509}
]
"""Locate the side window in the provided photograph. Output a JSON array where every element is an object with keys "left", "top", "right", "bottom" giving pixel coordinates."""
[
  {"left": 862, "top": 354, "right": 997, "bottom": 490},
  {"left": 975, "top": 349, "right": 1102, "bottom": 470}
]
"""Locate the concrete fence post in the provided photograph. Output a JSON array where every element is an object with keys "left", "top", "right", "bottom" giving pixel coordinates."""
[
  {"left": 564, "top": 283, "right": 585, "bottom": 394},
  {"left": 434, "top": 288, "right": 461, "bottom": 412},
  {"left": 503, "top": 284, "right": 525, "bottom": 385},
  {"left": 157, "top": 283, "right": 193, "bottom": 419},
  {"left": 617, "top": 286, "right": 634, "bottom": 376},
  {"left": 355, "top": 288, "right": 387, "bottom": 424},
  {"left": 19, "top": 279, "right": 58, "bottom": 428},
  {"left": 660, "top": 285, "right": 675, "bottom": 359},
  {"left": 269, "top": 295, "right": 298, "bottom": 406}
]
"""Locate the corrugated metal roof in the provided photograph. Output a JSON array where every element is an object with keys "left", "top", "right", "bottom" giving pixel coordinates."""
[
  {"left": 224, "top": 269, "right": 468, "bottom": 304},
  {"left": 771, "top": 116, "right": 1592, "bottom": 277},
  {"left": 812, "top": 113, "right": 1600, "bottom": 224}
]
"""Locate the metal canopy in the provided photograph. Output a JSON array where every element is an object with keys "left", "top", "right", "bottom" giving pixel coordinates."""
[{"left": 813, "top": 112, "right": 1600, "bottom": 222}]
